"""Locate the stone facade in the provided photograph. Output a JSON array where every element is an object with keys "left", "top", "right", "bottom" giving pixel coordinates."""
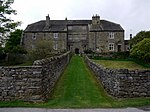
[
  {"left": 0, "top": 52, "right": 70, "bottom": 102},
  {"left": 22, "top": 32, "right": 67, "bottom": 51},
  {"left": 85, "top": 55, "right": 150, "bottom": 98},
  {"left": 22, "top": 15, "right": 125, "bottom": 53},
  {"left": 89, "top": 32, "right": 124, "bottom": 52},
  {"left": 67, "top": 25, "right": 88, "bottom": 53}
]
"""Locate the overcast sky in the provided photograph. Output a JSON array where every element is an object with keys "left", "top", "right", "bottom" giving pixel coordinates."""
[{"left": 11, "top": 0, "right": 150, "bottom": 39}]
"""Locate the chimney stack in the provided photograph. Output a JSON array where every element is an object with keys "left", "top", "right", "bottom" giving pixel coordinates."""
[
  {"left": 46, "top": 14, "right": 50, "bottom": 27},
  {"left": 92, "top": 14, "right": 100, "bottom": 25},
  {"left": 130, "top": 34, "right": 132, "bottom": 40},
  {"left": 65, "top": 17, "right": 67, "bottom": 20}
]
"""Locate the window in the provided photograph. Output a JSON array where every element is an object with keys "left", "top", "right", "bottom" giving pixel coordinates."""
[
  {"left": 109, "top": 32, "right": 114, "bottom": 39},
  {"left": 53, "top": 33, "right": 58, "bottom": 38},
  {"left": 32, "top": 33, "right": 37, "bottom": 40},
  {"left": 109, "top": 43, "right": 114, "bottom": 51}
]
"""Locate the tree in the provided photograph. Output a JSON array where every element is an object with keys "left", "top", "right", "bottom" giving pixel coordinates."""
[
  {"left": 130, "top": 38, "right": 150, "bottom": 63},
  {"left": 130, "top": 31, "right": 150, "bottom": 47},
  {"left": 3, "top": 29, "right": 26, "bottom": 65},
  {"left": 5, "top": 29, "right": 26, "bottom": 53},
  {"left": 0, "top": 0, "right": 21, "bottom": 45}
]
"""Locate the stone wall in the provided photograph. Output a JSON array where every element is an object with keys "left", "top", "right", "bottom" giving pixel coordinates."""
[
  {"left": 85, "top": 56, "right": 150, "bottom": 98},
  {"left": 0, "top": 52, "right": 70, "bottom": 102}
]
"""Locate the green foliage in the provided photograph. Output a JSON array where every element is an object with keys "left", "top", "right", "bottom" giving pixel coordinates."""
[
  {"left": 112, "top": 51, "right": 130, "bottom": 59},
  {"left": 5, "top": 29, "right": 26, "bottom": 53},
  {"left": 0, "top": 1, "right": 23, "bottom": 65},
  {"left": 5, "top": 53, "right": 26, "bottom": 65},
  {"left": 0, "top": 29, "right": 27, "bottom": 65},
  {"left": 130, "top": 38, "right": 150, "bottom": 63},
  {"left": 28, "top": 40, "right": 54, "bottom": 61},
  {"left": 0, "top": 46, "right": 6, "bottom": 60},
  {"left": 130, "top": 31, "right": 150, "bottom": 46},
  {"left": 5, "top": 29, "right": 22, "bottom": 47},
  {"left": 0, "top": 0, "right": 21, "bottom": 44}
]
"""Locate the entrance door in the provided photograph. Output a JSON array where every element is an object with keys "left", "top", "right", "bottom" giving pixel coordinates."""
[{"left": 75, "top": 48, "right": 79, "bottom": 54}]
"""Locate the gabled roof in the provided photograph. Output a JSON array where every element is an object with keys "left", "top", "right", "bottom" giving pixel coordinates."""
[
  {"left": 25, "top": 20, "right": 46, "bottom": 32},
  {"left": 24, "top": 19, "right": 124, "bottom": 32},
  {"left": 98, "top": 20, "right": 124, "bottom": 31}
]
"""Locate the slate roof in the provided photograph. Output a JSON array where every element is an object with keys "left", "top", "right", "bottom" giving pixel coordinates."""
[
  {"left": 93, "top": 20, "right": 124, "bottom": 31},
  {"left": 25, "top": 20, "right": 46, "bottom": 32},
  {"left": 24, "top": 19, "right": 124, "bottom": 32}
]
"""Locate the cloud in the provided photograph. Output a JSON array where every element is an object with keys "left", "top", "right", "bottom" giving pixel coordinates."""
[{"left": 11, "top": 0, "right": 150, "bottom": 39}]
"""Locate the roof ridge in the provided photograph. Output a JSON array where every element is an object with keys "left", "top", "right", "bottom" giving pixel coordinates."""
[
  {"left": 28, "top": 20, "right": 45, "bottom": 26},
  {"left": 102, "top": 19, "right": 120, "bottom": 25}
]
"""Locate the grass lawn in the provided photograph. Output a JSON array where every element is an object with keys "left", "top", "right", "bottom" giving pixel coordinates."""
[
  {"left": 93, "top": 59, "right": 150, "bottom": 70},
  {"left": 0, "top": 56, "right": 149, "bottom": 108}
]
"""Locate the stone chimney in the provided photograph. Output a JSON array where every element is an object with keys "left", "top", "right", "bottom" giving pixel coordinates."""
[
  {"left": 46, "top": 14, "right": 50, "bottom": 27},
  {"left": 65, "top": 17, "right": 67, "bottom": 20},
  {"left": 92, "top": 14, "right": 100, "bottom": 25},
  {"left": 130, "top": 34, "right": 132, "bottom": 40}
]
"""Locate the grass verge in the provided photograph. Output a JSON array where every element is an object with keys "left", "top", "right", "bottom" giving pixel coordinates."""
[{"left": 93, "top": 59, "right": 150, "bottom": 70}]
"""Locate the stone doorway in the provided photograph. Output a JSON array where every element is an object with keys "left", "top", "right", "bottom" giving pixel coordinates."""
[{"left": 75, "top": 48, "right": 79, "bottom": 54}]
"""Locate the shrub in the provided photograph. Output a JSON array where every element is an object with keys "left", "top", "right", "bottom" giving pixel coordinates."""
[
  {"left": 5, "top": 53, "right": 27, "bottom": 65},
  {"left": 112, "top": 51, "right": 130, "bottom": 59},
  {"left": 130, "top": 38, "right": 150, "bottom": 63},
  {"left": 27, "top": 40, "right": 55, "bottom": 62}
]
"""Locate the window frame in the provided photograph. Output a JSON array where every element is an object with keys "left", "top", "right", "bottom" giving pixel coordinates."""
[
  {"left": 53, "top": 33, "right": 58, "bottom": 39},
  {"left": 109, "top": 32, "right": 114, "bottom": 39},
  {"left": 108, "top": 43, "right": 114, "bottom": 51}
]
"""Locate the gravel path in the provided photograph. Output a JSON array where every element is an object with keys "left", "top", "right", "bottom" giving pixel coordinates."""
[{"left": 0, "top": 107, "right": 150, "bottom": 112}]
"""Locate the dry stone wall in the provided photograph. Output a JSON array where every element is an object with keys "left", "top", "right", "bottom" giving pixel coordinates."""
[
  {"left": 0, "top": 52, "right": 70, "bottom": 102},
  {"left": 85, "top": 55, "right": 150, "bottom": 98}
]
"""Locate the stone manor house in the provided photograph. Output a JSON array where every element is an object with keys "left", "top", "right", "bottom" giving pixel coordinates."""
[{"left": 21, "top": 15, "right": 126, "bottom": 54}]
